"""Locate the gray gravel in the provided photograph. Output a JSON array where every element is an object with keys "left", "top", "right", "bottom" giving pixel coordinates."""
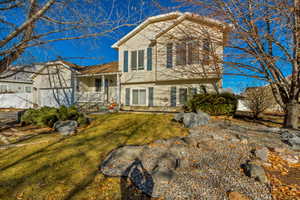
[{"left": 101, "top": 119, "right": 299, "bottom": 199}]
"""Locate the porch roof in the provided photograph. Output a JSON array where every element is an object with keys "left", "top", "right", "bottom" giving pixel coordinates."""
[{"left": 78, "top": 62, "right": 119, "bottom": 76}]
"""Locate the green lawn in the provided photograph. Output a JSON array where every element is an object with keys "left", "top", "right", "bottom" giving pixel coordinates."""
[{"left": 0, "top": 113, "right": 188, "bottom": 200}]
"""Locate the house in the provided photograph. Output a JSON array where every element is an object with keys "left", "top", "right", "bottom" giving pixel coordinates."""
[
  {"left": 31, "top": 61, "right": 82, "bottom": 107},
  {"left": 0, "top": 66, "right": 36, "bottom": 94},
  {"left": 31, "top": 60, "right": 120, "bottom": 109},
  {"left": 112, "top": 12, "right": 230, "bottom": 111}
]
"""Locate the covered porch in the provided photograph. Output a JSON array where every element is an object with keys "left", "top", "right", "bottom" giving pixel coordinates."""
[{"left": 74, "top": 62, "right": 120, "bottom": 107}]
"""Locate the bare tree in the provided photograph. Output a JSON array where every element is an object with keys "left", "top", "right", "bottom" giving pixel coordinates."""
[
  {"left": 174, "top": 0, "right": 300, "bottom": 128},
  {"left": 244, "top": 86, "right": 275, "bottom": 118},
  {"left": 0, "top": 0, "right": 143, "bottom": 77}
]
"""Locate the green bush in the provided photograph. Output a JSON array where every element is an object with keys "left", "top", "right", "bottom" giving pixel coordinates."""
[
  {"left": 185, "top": 92, "right": 238, "bottom": 116},
  {"left": 21, "top": 106, "right": 90, "bottom": 127}
]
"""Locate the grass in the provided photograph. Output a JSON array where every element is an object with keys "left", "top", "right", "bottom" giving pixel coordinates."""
[{"left": 0, "top": 113, "right": 188, "bottom": 200}]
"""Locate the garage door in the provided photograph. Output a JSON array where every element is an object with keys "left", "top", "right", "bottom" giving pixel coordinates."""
[{"left": 39, "top": 88, "right": 73, "bottom": 107}]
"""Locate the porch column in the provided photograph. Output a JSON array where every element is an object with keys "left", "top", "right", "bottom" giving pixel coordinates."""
[
  {"left": 101, "top": 75, "right": 105, "bottom": 92},
  {"left": 72, "top": 73, "right": 77, "bottom": 105},
  {"left": 117, "top": 73, "right": 121, "bottom": 109}
]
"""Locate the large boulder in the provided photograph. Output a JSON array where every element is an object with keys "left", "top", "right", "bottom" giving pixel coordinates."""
[
  {"left": 242, "top": 162, "right": 269, "bottom": 184},
  {"left": 174, "top": 111, "right": 210, "bottom": 128},
  {"left": 100, "top": 145, "right": 144, "bottom": 176},
  {"left": 281, "top": 131, "right": 300, "bottom": 150},
  {"left": 53, "top": 120, "right": 78, "bottom": 136},
  {"left": 100, "top": 142, "right": 187, "bottom": 198}
]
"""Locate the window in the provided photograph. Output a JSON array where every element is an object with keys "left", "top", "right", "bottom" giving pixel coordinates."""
[
  {"left": 176, "top": 42, "right": 186, "bottom": 66},
  {"left": 138, "top": 50, "right": 144, "bottom": 70},
  {"left": 131, "top": 50, "right": 145, "bottom": 71},
  {"left": 132, "top": 89, "right": 146, "bottom": 105},
  {"left": 0, "top": 85, "right": 8, "bottom": 93},
  {"left": 179, "top": 88, "right": 188, "bottom": 105},
  {"left": 176, "top": 39, "right": 200, "bottom": 66},
  {"left": 131, "top": 51, "right": 137, "bottom": 70},
  {"left": 188, "top": 41, "right": 200, "bottom": 64},
  {"left": 25, "top": 86, "right": 32, "bottom": 93},
  {"left": 166, "top": 43, "right": 173, "bottom": 68}
]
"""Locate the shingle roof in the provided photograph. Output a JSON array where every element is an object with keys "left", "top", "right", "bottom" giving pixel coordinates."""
[{"left": 79, "top": 62, "right": 119, "bottom": 75}]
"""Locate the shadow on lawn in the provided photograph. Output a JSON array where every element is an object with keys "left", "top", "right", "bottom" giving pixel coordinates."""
[
  {"left": 0, "top": 114, "right": 178, "bottom": 200},
  {"left": 121, "top": 158, "right": 153, "bottom": 200}
]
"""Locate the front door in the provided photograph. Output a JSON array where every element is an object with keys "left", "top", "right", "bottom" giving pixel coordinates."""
[{"left": 95, "top": 78, "right": 101, "bottom": 92}]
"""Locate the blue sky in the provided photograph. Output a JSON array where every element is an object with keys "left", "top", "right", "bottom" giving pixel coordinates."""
[{"left": 11, "top": 0, "right": 278, "bottom": 93}]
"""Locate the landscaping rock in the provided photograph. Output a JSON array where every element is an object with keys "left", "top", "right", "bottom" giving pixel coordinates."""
[
  {"left": 280, "top": 131, "right": 300, "bottom": 150},
  {"left": 53, "top": 120, "right": 77, "bottom": 136},
  {"left": 212, "top": 134, "right": 225, "bottom": 141},
  {"left": 228, "top": 191, "right": 250, "bottom": 200},
  {"left": 278, "top": 153, "right": 299, "bottom": 164},
  {"left": 254, "top": 147, "right": 269, "bottom": 162},
  {"left": 174, "top": 112, "right": 210, "bottom": 128},
  {"left": 100, "top": 145, "right": 144, "bottom": 176},
  {"left": 243, "top": 162, "right": 269, "bottom": 184}
]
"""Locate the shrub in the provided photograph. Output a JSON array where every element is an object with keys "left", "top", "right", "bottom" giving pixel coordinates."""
[
  {"left": 21, "top": 106, "right": 90, "bottom": 127},
  {"left": 185, "top": 92, "right": 238, "bottom": 116}
]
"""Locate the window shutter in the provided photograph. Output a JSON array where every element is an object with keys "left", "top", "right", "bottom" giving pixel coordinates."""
[
  {"left": 147, "top": 47, "right": 152, "bottom": 71},
  {"left": 202, "top": 39, "right": 210, "bottom": 63},
  {"left": 131, "top": 51, "right": 137, "bottom": 70},
  {"left": 170, "top": 86, "right": 176, "bottom": 107},
  {"left": 148, "top": 87, "right": 154, "bottom": 106},
  {"left": 166, "top": 43, "right": 173, "bottom": 68},
  {"left": 125, "top": 88, "right": 130, "bottom": 106},
  {"left": 123, "top": 51, "right": 128, "bottom": 72}
]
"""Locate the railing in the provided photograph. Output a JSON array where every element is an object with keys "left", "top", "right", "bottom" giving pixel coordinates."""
[{"left": 76, "top": 92, "right": 105, "bottom": 103}]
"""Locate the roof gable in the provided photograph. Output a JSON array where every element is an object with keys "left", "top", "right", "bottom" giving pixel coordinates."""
[{"left": 112, "top": 12, "right": 230, "bottom": 48}]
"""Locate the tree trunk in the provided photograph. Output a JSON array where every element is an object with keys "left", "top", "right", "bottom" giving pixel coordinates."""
[{"left": 284, "top": 101, "right": 299, "bottom": 129}]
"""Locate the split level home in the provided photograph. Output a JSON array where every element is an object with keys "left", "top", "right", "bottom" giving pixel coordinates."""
[{"left": 112, "top": 11, "right": 230, "bottom": 111}]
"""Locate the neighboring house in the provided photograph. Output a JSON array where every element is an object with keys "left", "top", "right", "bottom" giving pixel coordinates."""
[
  {"left": 0, "top": 66, "right": 35, "bottom": 94},
  {"left": 31, "top": 61, "right": 82, "bottom": 107},
  {"left": 31, "top": 61, "right": 120, "bottom": 109},
  {"left": 112, "top": 12, "right": 230, "bottom": 111},
  {"left": 239, "top": 85, "right": 284, "bottom": 113}
]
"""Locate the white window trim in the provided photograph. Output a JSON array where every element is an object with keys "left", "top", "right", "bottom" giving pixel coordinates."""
[
  {"left": 175, "top": 39, "right": 201, "bottom": 66},
  {"left": 131, "top": 88, "right": 147, "bottom": 106},
  {"left": 130, "top": 49, "right": 146, "bottom": 72}
]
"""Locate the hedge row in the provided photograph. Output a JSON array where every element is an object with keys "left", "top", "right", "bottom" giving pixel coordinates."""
[
  {"left": 21, "top": 106, "right": 89, "bottom": 127},
  {"left": 185, "top": 93, "right": 238, "bottom": 116}
]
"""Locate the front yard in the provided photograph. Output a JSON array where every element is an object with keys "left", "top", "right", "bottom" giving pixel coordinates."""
[{"left": 0, "top": 113, "right": 188, "bottom": 200}]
